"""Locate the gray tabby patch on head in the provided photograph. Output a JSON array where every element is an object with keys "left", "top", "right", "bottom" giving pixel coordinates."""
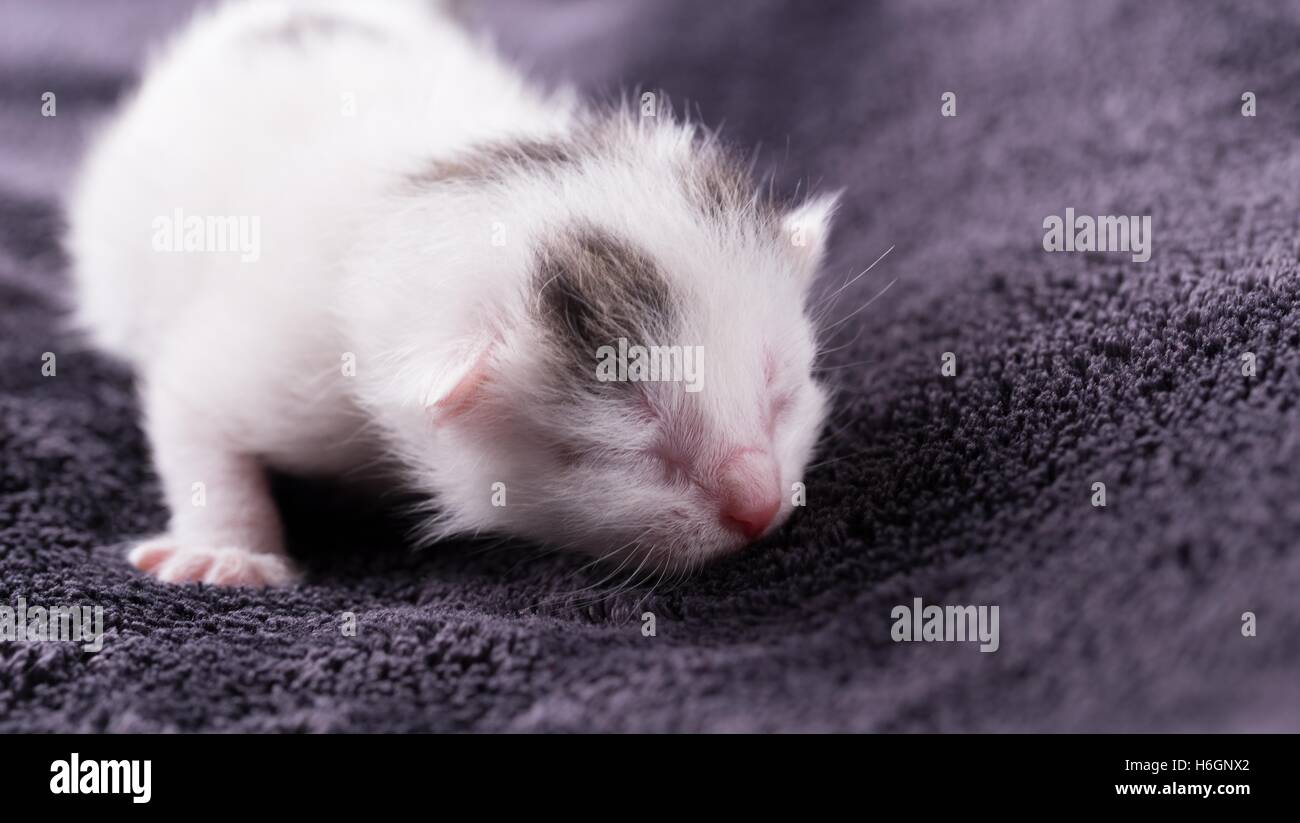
[
  {"left": 533, "top": 224, "right": 677, "bottom": 365},
  {"left": 679, "top": 142, "right": 776, "bottom": 229}
]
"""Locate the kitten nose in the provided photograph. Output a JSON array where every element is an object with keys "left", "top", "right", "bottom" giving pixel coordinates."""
[{"left": 719, "top": 451, "right": 781, "bottom": 540}]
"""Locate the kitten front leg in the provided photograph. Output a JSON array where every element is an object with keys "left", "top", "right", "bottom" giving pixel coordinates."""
[{"left": 128, "top": 381, "right": 300, "bottom": 587}]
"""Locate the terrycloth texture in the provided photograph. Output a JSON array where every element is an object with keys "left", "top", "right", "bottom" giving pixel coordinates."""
[{"left": 2, "top": 0, "right": 1299, "bottom": 732}]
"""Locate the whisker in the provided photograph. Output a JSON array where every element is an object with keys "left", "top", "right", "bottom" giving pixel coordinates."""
[
  {"left": 822, "top": 276, "right": 900, "bottom": 333},
  {"left": 816, "top": 244, "right": 895, "bottom": 318}
]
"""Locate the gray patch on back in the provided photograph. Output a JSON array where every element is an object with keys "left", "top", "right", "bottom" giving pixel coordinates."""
[
  {"left": 251, "top": 13, "right": 387, "bottom": 46},
  {"left": 409, "top": 138, "right": 579, "bottom": 187}
]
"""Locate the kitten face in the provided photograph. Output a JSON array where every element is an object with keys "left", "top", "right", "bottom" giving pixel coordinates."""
[
  {"left": 378, "top": 112, "right": 838, "bottom": 571},
  {"left": 512, "top": 221, "right": 830, "bottom": 568}
]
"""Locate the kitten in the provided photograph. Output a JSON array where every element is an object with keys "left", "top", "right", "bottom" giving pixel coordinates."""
[{"left": 67, "top": 0, "right": 838, "bottom": 586}]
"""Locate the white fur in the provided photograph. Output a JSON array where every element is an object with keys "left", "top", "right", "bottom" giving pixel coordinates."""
[{"left": 68, "top": 0, "right": 835, "bottom": 586}]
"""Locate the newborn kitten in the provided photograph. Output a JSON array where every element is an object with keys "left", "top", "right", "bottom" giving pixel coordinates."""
[{"left": 67, "top": 0, "right": 838, "bottom": 587}]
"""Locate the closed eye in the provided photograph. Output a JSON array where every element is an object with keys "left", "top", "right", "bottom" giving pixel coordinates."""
[
  {"left": 642, "top": 444, "right": 695, "bottom": 487},
  {"left": 767, "top": 389, "right": 795, "bottom": 434}
]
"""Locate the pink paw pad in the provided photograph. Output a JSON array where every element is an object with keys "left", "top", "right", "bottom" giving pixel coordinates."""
[{"left": 127, "top": 541, "right": 299, "bottom": 588}]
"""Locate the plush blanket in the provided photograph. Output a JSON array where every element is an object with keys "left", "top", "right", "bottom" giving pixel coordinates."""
[{"left": 2, "top": 0, "right": 1298, "bottom": 732}]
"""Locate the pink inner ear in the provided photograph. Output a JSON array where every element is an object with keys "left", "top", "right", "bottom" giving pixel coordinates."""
[{"left": 428, "top": 349, "right": 491, "bottom": 423}]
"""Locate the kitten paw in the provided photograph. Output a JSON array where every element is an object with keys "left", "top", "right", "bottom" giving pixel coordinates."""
[{"left": 128, "top": 540, "right": 300, "bottom": 587}]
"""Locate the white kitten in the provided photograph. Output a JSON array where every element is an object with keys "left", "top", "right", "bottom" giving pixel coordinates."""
[{"left": 67, "top": 0, "right": 838, "bottom": 587}]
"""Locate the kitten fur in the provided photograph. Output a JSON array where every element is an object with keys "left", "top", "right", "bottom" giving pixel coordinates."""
[{"left": 67, "top": 0, "right": 839, "bottom": 586}]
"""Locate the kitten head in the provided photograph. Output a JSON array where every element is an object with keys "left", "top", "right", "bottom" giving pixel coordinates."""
[{"left": 349, "top": 109, "right": 838, "bottom": 573}]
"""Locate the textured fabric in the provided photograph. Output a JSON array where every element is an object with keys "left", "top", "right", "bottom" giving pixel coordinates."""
[{"left": 2, "top": 0, "right": 1298, "bottom": 732}]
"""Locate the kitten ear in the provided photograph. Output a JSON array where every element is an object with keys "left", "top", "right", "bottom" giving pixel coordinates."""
[
  {"left": 424, "top": 339, "right": 494, "bottom": 422},
  {"left": 782, "top": 191, "right": 842, "bottom": 275}
]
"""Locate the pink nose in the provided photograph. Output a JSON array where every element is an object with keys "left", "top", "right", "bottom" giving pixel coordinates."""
[{"left": 719, "top": 451, "right": 781, "bottom": 540}]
